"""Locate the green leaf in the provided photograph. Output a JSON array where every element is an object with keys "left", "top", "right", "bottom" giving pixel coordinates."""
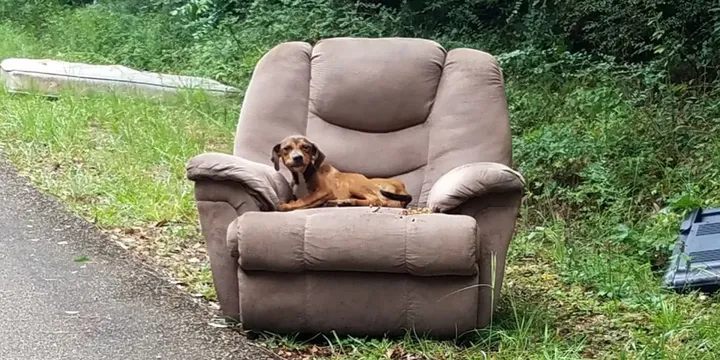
[{"left": 611, "top": 224, "right": 630, "bottom": 241}]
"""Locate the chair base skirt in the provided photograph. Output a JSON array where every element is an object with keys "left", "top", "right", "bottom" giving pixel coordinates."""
[{"left": 238, "top": 269, "right": 482, "bottom": 338}]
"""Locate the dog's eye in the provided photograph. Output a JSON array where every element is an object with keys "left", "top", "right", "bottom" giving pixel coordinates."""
[
  {"left": 282, "top": 146, "right": 292, "bottom": 152},
  {"left": 300, "top": 144, "right": 310, "bottom": 151}
]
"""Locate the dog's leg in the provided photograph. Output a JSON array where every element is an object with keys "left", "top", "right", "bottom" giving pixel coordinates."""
[
  {"left": 361, "top": 198, "right": 405, "bottom": 208},
  {"left": 325, "top": 199, "right": 362, "bottom": 207},
  {"left": 325, "top": 192, "right": 405, "bottom": 208},
  {"left": 334, "top": 197, "right": 404, "bottom": 208},
  {"left": 383, "top": 200, "right": 405, "bottom": 208},
  {"left": 323, "top": 199, "right": 345, "bottom": 207},
  {"left": 345, "top": 187, "right": 403, "bottom": 208},
  {"left": 328, "top": 198, "right": 386, "bottom": 207},
  {"left": 279, "top": 191, "right": 332, "bottom": 211}
]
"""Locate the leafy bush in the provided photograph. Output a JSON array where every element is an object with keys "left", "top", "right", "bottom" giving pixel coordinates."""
[
  {"left": 497, "top": 47, "right": 720, "bottom": 301},
  {"left": 141, "top": 0, "right": 720, "bottom": 82}
]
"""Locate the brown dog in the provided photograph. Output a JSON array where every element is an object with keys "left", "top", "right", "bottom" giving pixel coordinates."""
[{"left": 271, "top": 135, "right": 412, "bottom": 211}]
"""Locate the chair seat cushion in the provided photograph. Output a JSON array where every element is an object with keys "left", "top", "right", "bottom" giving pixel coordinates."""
[{"left": 231, "top": 207, "right": 478, "bottom": 276}]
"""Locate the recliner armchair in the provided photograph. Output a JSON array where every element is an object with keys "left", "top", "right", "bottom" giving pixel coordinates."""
[{"left": 186, "top": 37, "right": 525, "bottom": 338}]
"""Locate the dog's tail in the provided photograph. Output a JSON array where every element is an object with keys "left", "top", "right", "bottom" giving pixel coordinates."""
[{"left": 380, "top": 190, "right": 413, "bottom": 204}]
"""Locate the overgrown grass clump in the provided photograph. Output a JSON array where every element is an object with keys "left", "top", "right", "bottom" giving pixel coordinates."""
[{"left": 2, "top": 1, "right": 720, "bottom": 359}]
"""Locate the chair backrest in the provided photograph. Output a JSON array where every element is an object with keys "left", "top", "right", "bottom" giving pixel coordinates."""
[{"left": 234, "top": 37, "right": 512, "bottom": 207}]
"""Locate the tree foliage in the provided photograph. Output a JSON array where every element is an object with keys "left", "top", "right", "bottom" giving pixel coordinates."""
[
  {"left": 3, "top": 0, "right": 720, "bottom": 82},
  {"left": 142, "top": 0, "right": 720, "bottom": 82}
]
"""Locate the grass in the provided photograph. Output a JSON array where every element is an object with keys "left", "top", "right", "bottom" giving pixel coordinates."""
[
  {"left": 3, "top": 5, "right": 720, "bottom": 359},
  {"left": 0, "top": 87, "right": 237, "bottom": 297},
  {"left": 0, "top": 24, "right": 240, "bottom": 298}
]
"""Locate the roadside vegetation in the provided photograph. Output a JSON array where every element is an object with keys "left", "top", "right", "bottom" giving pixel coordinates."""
[{"left": 1, "top": 0, "right": 720, "bottom": 358}]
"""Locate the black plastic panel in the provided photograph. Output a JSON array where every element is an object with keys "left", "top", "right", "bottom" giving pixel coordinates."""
[{"left": 664, "top": 207, "right": 720, "bottom": 293}]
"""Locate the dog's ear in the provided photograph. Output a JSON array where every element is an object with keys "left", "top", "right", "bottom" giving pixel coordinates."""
[
  {"left": 271, "top": 143, "right": 281, "bottom": 171},
  {"left": 309, "top": 141, "right": 325, "bottom": 169}
]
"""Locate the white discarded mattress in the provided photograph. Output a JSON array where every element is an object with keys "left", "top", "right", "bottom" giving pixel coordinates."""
[{"left": 0, "top": 58, "right": 241, "bottom": 98}]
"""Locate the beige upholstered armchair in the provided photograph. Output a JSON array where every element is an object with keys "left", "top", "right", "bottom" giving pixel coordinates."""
[{"left": 186, "top": 37, "right": 525, "bottom": 338}]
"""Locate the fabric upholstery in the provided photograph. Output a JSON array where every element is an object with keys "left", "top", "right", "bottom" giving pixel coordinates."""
[
  {"left": 233, "top": 42, "right": 312, "bottom": 185},
  {"left": 186, "top": 152, "right": 293, "bottom": 210},
  {"left": 238, "top": 270, "right": 478, "bottom": 338},
  {"left": 308, "top": 37, "right": 445, "bottom": 133},
  {"left": 229, "top": 37, "right": 512, "bottom": 208},
  {"left": 230, "top": 207, "right": 478, "bottom": 276},
  {"left": 186, "top": 37, "right": 523, "bottom": 336},
  {"left": 194, "top": 180, "right": 265, "bottom": 319},
  {"left": 450, "top": 193, "right": 523, "bottom": 328},
  {"left": 419, "top": 49, "right": 513, "bottom": 205},
  {"left": 428, "top": 162, "right": 526, "bottom": 213}
]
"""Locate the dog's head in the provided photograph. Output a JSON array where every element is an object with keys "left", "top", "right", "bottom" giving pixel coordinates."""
[{"left": 271, "top": 135, "right": 325, "bottom": 174}]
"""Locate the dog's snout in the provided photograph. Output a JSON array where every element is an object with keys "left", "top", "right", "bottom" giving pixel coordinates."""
[{"left": 291, "top": 154, "right": 304, "bottom": 164}]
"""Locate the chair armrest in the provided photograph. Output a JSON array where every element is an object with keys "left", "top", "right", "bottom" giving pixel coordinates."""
[
  {"left": 427, "top": 162, "right": 525, "bottom": 213},
  {"left": 186, "top": 152, "right": 293, "bottom": 211}
]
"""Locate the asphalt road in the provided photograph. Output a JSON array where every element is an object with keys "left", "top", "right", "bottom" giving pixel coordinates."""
[{"left": 0, "top": 159, "right": 276, "bottom": 360}]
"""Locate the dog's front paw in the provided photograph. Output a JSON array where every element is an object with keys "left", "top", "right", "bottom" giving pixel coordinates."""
[
  {"left": 278, "top": 202, "right": 293, "bottom": 211},
  {"left": 335, "top": 200, "right": 354, "bottom": 207}
]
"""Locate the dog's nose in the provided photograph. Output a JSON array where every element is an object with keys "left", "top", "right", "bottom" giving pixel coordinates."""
[{"left": 292, "top": 154, "right": 303, "bottom": 164}]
